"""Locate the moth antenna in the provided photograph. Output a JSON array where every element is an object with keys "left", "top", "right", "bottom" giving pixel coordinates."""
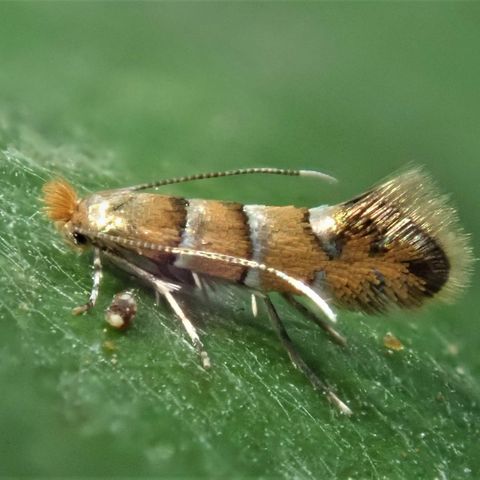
[
  {"left": 120, "top": 167, "right": 337, "bottom": 192},
  {"left": 42, "top": 178, "right": 78, "bottom": 224},
  {"left": 80, "top": 230, "right": 337, "bottom": 324}
]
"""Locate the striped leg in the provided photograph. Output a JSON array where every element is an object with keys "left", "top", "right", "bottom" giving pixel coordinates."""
[
  {"left": 102, "top": 252, "right": 211, "bottom": 369},
  {"left": 263, "top": 295, "right": 352, "bottom": 416},
  {"left": 72, "top": 247, "right": 103, "bottom": 315},
  {"left": 282, "top": 293, "right": 347, "bottom": 347}
]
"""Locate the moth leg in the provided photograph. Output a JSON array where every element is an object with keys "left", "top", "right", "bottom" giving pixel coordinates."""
[
  {"left": 102, "top": 250, "right": 181, "bottom": 294},
  {"left": 72, "top": 247, "right": 103, "bottom": 315},
  {"left": 191, "top": 272, "right": 211, "bottom": 303},
  {"left": 102, "top": 251, "right": 211, "bottom": 369},
  {"left": 251, "top": 293, "right": 259, "bottom": 318},
  {"left": 162, "top": 291, "right": 211, "bottom": 370},
  {"left": 191, "top": 272, "right": 204, "bottom": 291},
  {"left": 282, "top": 293, "right": 347, "bottom": 347},
  {"left": 262, "top": 295, "right": 352, "bottom": 416}
]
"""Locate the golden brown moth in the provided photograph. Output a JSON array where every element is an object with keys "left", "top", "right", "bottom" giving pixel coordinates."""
[{"left": 43, "top": 167, "right": 473, "bottom": 415}]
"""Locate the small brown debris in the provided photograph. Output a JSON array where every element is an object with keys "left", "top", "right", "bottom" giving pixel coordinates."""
[{"left": 383, "top": 332, "right": 404, "bottom": 351}]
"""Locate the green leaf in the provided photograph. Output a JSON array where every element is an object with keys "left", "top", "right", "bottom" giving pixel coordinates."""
[{"left": 0, "top": 3, "right": 479, "bottom": 478}]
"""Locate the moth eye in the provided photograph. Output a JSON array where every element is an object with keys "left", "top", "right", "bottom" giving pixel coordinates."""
[{"left": 72, "top": 232, "right": 88, "bottom": 246}]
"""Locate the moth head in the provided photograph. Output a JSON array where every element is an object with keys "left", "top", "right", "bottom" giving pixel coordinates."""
[{"left": 42, "top": 178, "right": 90, "bottom": 248}]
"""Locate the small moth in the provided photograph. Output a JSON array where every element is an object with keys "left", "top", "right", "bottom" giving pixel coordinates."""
[{"left": 43, "top": 167, "right": 473, "bottom": 415}]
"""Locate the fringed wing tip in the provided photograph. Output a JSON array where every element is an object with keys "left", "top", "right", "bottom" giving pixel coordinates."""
[
  {"left": 379, "top": 168, "right": 474, "bottom": 303},
  {"left": 42, "top": 178, "right": 78, "bottom": 224}
]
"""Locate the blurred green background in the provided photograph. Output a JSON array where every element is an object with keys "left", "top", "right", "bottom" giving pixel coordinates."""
[{"left": 0, "top": 3, "right": 479, "bottom": 478}]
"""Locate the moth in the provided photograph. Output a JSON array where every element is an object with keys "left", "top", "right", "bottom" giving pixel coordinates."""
[{"left": 43, "top": 167, "right": 473, "bottom": 415}]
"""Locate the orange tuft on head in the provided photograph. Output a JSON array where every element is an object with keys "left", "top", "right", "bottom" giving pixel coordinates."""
[{"left": 42, "top": 179, "right": 78, "bottom": 224}]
